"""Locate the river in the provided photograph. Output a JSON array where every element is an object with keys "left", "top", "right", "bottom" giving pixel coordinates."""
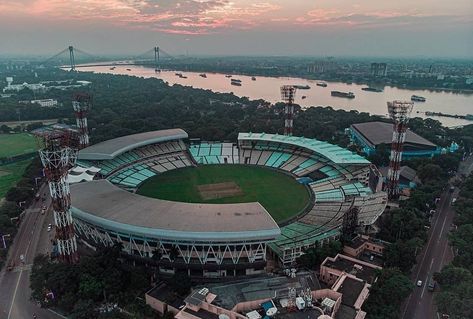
[{"left": 77, "top": 65, "right": 473, "bottom": 127}]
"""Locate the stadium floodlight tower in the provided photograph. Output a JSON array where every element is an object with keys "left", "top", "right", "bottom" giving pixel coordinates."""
[
  {"left": 72, "top": 92, "right": 92, "bottom": 149},
  {"left": 35, "top": 127, "right": 80, "bottom": 264},
  {"left": 280, "top": 85, "right": 297, "bottom": 136},
  {"left": 386, "top": 100, "right": 414, "bottom": 200}
]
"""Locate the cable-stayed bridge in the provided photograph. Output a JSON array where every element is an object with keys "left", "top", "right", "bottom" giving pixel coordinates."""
[{"left": 39, "top": 45, "right": 175, "bottom": 72}]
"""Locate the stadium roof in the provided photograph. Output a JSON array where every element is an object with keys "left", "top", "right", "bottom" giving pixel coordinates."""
[
  {"left": 78, "top": 129, "right": 188, "bottom": 160},
  {"left": 350, "top": 122, "right": 437, "bottom": 149},
  {"left": 238, "top": 132, "right": 370, "bottom": 165},
  {"left": 70, "top": 180, "right": 280, "bottom": 242},
  {"left": 269, "top": 222, "right": 340, "bottom": 255}
]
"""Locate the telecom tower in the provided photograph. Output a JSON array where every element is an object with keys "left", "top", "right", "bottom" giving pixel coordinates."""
[
  {"left": 280, "top": 85, "right": 297, "bottom": 136},
  {"left": 386, "top": 101, "right": 414, "bottom": 200},
  {"left": 72, "top": 92, "right": 92, "bottom": 149},
  {"left": 35, "top": 128, "right": 80, "bottom": 264}
]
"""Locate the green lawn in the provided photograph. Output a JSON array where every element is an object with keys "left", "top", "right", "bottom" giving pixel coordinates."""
[
  {"left": 137, "top": 165, "right": 310, "bottom": 223},
  {"left": 0, "top": 160, "right": 31, "bottom": 199},
  {"left": 0, "top": 133, "right": 37, "bottom": 158}
]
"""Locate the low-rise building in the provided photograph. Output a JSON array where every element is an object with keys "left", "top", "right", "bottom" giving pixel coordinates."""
[
  {"left": 379, "top": 166, "right": 420, "bottom": 192},
  {"left": 319, "top": 253, "right": 382, "bottom": 286},
  {"left": 342, "top": 235, "right": 385, "bottom": 261},
  {"left": 147, "top": 272, "right": 344, "bottom": 319},
  {"left": 30, "top": 99, "right": 58, "bottom": 107},
  {"left": 3, "top": 82, "right": 46, "bottom": 92}
]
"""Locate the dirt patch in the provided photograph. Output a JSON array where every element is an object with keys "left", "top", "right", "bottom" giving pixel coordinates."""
[{"left": 197, "top": 182, "right": 244, "bottom": 200}]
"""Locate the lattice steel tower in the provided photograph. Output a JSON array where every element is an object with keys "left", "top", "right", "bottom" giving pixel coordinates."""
[
  {"left": 35, "top": 128, "right": 80, "bottom": 264},
  {"left": 280, "top": 85, "right": 297, "bottom": 136},
  {"left": 386, "top": 101, "right": 414, "bottom": 200},
  {"left": 72, "top": 92, "right": 92, "bottom": 149}
]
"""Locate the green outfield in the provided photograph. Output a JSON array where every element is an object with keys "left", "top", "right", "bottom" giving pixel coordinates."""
[
  {"left": 0, "top": 160, "right": 31, "bottom": 199},
  {"left": 0, "top": 133, "right": 37, "bottom": 158},
  {"left": 137, "top": 165, "right": 310, "bottom": 223}
]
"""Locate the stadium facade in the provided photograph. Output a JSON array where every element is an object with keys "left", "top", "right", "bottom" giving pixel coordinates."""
[{"left": 72, "top": 129, "right": 387, "bottom": 278}]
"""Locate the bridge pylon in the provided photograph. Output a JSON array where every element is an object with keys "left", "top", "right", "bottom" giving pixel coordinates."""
[
  {"left": 154, "top": 46, "right": 160, "bottom": 72},
  {"left": 68, "top": 46, "right": 76, "bottom": 72}
]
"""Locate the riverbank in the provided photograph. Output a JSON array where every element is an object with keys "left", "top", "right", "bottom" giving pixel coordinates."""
[
  {"left": 141, "top": 64, "right": 473, "bottom": 95},
  {"left": 81, "top": 65, "right": 473, "bottom": 128}
]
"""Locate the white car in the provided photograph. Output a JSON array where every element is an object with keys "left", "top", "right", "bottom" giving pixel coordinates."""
[
  {"left": 47, "top": 224, "right": 52, "bottom": 232},
  {"left": 417, "top": 280, "right": 423, "bottom": 287}
]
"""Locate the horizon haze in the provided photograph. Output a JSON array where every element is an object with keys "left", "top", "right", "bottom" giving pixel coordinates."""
[{"left": 0, "top": 0, "right": 472, "bottom": 58}]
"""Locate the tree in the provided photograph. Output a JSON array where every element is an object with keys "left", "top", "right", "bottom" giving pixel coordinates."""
[
  {"left": 170, "top": 272, "right": 191, "bottom": 296},
  {"left": 384, "top": 239, "right": 421, "bottom": 273},
  {"left": 363, "top": 268, "right": 413, "bottom": 319},
  {"left": 0, "top": 125, "right": 10, "bottom": 133},
  {"left": 296, "top": 240, "right": 342, "bottom": 269},
  {"left": 78, "top": 274, "right": 103, "bottom": 300},
  {"left": 449, "top": 224, "right": 473, "bottom": 272},
  {"left": 435, "top": 265, "right": 473, "bottom": 319},
  {"left": 417, "top": 164, "right": 443, "bottom": 183},
  {"left": 70, "top": 299, "right": 98, "bottom": 319}
]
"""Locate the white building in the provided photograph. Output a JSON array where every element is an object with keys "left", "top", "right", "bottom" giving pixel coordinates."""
[
  {"left": 30, "top": 99, "right": 58, "bottom": 108},
  {"left": 3, "top": 81, "right": 46, "bottom": 93}
]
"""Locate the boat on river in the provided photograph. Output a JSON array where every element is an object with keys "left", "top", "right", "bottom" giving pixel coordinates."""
[
  {"left": 331, "top": 91, "right": 355, "bottom": 99},
  {"left": 316, "top": 82, "right": 327, "bottom": 87},
  {"left": 361, "top": 87, "right": 383, "bottom": 92},
  {"left": 294, "top": 85, "right": 310, "bottom": 89},
  {"left": 411, "top": 95, "right": 426, "bottom": 102}
]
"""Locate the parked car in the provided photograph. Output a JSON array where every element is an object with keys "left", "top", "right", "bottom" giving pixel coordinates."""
[{"left": 416, "top": 280, "right": 423, "bottom": 287}]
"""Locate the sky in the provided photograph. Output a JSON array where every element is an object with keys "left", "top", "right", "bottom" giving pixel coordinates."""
[{"left": 0, "top": 0, "right": 472, "bottom": 58}]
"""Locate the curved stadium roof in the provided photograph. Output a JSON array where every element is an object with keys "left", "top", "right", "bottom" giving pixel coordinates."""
[
  {"left": 78, "top": 129, "right": 188, "bottom": 160},
  {"left": 70, "top": 180, "right": 280, "bottom": 242},
  {"left": 238, "top": 132, "right": 370, "bottom": 165}
]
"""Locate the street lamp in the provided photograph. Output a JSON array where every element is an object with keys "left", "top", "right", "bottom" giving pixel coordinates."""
[
  {"left": 34, "top": 177, "right": 42, "bottom": 188},
  {"left": 1, "top": 234, "right": 11, "bottom": 249}
]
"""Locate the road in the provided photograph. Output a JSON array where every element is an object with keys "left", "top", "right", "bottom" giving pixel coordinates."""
[
  {"left": 0, "top": 184, "right": 64, "bottom": 319},
  {"left": 401, "top": 155, "right": 473, "bottom": 319}
]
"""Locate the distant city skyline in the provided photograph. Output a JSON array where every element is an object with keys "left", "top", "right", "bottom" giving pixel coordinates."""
[{"left": 0, "top": 0, "right": 472, "bottom": 58}]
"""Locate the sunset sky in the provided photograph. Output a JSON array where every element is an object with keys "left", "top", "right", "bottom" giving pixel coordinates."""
[{"left": 0, "top": 0, "right": 472, "bottom": 57}]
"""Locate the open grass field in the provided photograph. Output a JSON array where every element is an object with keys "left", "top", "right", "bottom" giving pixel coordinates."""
[
  {"left": 0, "top": 160, "right": 31, "bottom": 199},
  {"left": 0, "top": 133, "right": 37, "bottom": 158},
  {"left": 137, "top": 165, "right": 310, "bottom": 223}
]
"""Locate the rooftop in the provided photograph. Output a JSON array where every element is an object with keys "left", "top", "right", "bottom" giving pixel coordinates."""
[
  {"left": 379, "top": 166, "right": 418, "bottom": 183},
  {"left": 351, "top": 122, "right": 436, "bottom": 148},
  {"left": 147, "top": 283, "right": 185, "bottom": 310},
  {"left": 338, "top": 277, "right": 365, "bottom": 307},
  {"left": 183, "top": 308, "right": 220, "bottom": 319},
  {"left": 78, "top": 129, "right": 188, "bottom": 160},
  {"left": 345, "top": 235, "right": 385, "bottom": 250},
  {"left": 324, "top": 255, "right": 379, "bottom": 284},
  {"left": 70, "top": 180, "right": 280, "bottom": 242},
  {"left": 204, "top": 271, "right": 320, "bottom": 310},
  {"left": 238, "top": 132, "right": 370, "bottom": 165},
  {"left": 336, "top": 304, "right": 358, "bottom": 319}
]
